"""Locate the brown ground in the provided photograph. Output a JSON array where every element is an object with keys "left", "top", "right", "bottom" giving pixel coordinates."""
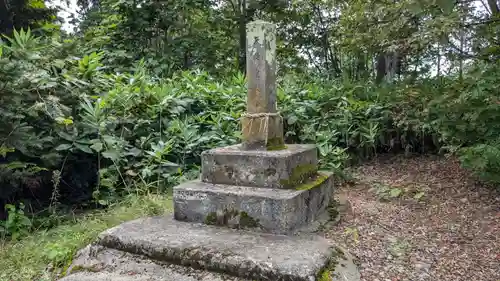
[{"left": 327, "top": 155, "right": 500, "bottom": 281}]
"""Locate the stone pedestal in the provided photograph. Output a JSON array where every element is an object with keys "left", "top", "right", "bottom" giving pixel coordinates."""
[
  {"left": 174, "top": 171, "right": 333, "bottom": 234},
  {"left": 201, "top": 144, "right": 317, "bottom": 188},
  {"left": 174, "top": 142, "right": 336, "bottom": 234}
]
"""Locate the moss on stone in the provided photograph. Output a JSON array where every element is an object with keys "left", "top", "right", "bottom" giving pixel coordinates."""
[
  {"left": 205, "top": 209, "right": 260, "bottom": 229},
  {"left": 279, "top": 163, "right": 318, "bottom": 188},
  {"left": 295, "top": 173, "right": 328, "bottom": 191},
  {"left": 316, "top": 247, "right": 346, "bottom": 281},
  {"left": 239, "top": 211, "right": 260, "bottom": 228},
  {"left": 205, "top": 212, "right": 217, "bottom": 225},
  {"left": 266, "top": 144, "right": 287, "bottom": 151},
  {"left": 318, "top": 270, "right": 331, "bottom": 281},
  {"left": 70, "top": 265, "right": 86, "bottom": 273},
  {"left": 69, "top": 264, "right": 101, "bottom": 274},
  {"left": 266, "top": 137, "right": 286, "bottom": 151}
]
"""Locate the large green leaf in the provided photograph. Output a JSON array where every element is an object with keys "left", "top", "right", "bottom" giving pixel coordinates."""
[
  {"left": 54, "top": 143, "right": 72, "bottom": 151},
  {"left": 90, "top": 142, "right": 104, "bottom": 152},
  {"left": 102, "top": 150, "right": 120, "bottom": 161}
]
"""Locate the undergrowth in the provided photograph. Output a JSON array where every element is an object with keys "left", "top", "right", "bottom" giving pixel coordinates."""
[{"left": 0, "top": 193, "right": 172, "bottom": 281}]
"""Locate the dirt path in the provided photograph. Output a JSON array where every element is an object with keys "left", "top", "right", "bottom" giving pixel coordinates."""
[{"left": 327, "top": 155, "right": 500, "bottom": 281}]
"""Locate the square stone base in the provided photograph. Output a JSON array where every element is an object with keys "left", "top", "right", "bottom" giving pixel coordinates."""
[
  {"left": 174, "top": 171, "right": 334, "bottom": 235},
  {"left": 201, "top": 144, "right": 318, "bottom": 188},
  {"left": 95, "top": 216, "right": 337, "bottom": 281}
]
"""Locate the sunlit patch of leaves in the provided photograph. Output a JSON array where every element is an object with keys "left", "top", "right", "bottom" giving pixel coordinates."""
[{"left": 370, "top": 182, "right": 428, "bottom": 202}]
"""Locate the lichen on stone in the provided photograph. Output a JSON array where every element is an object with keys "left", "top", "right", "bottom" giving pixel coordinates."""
[
  {"left": 266, "top": 136, "right": 286, "bottom": 151},
  {"left": 239, "top": 211, "right": 260, "bottom": 228},
  {"left": 204, "top": 209, "right": 260, "bottom": 229},
  {"left": 205, "top": 212, "right": 217, "bottom": 225},
  {"left": 316, "top": 247, "right": 346, "bottom": 281},
  {"left": 246, "top": 20, "right": 276, "bottom": 65},
  {"left": 279, "top": 163, "right": 319, "bottom": 188},
  {"left": 295, "top": 173, "right": 328, "bottom": 191}
]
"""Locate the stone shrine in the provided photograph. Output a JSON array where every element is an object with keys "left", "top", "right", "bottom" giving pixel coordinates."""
[{"left": 60, "top": 20, "right": 359, "bottom": 281}]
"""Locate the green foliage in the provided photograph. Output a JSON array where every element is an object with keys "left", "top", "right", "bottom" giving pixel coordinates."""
[
  {"left": 0, "top": 27, "right": 243, "bottom": 215},
  {"left": 0, "top": 203, "right": 32, "bottom": 241},
  {"left": 0, "top": 28, "right": 84, "bottom": 209},
  {"left": 77, "top": 68, "right": 246, "bottom": 201},
  {"left": 78, "top": 0, "right": 236, "bottom": 77},
  {"left": 0, "top": 194, "right": 172, "bottom": 281},
  {"left": 459, "top": 143, "right": 500, "bottom": 185},
  {"left": 431, "top": 62, "right": 500, "bottom": 184}
]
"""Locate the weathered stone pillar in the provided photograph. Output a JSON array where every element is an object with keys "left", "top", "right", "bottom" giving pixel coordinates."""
[{"left": 241, "top": 20, "right": 284, "bottom": 150}]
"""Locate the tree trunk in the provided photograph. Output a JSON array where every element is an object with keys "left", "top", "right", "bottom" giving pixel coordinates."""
[
  {"left": 375, "top": 54, "right": 385, "bottom": 84},
  {"left": 375, "top": 51, "right": 398, "bottom": 84},
  {"left": 238, "top": 0, "right": 247, "bottom": 73},
  {"left": 437, "top": 43, "right": 441, "bottom": 77},
  {"left": 459, "top": 5, "right": 465, "bottom": 81}
]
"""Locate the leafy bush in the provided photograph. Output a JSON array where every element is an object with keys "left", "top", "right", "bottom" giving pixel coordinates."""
[
  {"left": 459, "top": 142, "right": 500, "bottom": 184},
  {"left": 0, "top": 29, "right": 90, "bottom": 214},
  {"left": 0, "top": 203, "right": 32, "bottom": 240},
  {"left": 431, "top": 62, "right": 500, "bottom": 184},
  {"left": 73, "top": 68, "right": 247, "bottom": 203}
]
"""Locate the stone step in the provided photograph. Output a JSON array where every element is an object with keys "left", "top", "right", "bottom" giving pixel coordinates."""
[
  {"left": 60, "top": 272, "right": 197, "bottom": 281},
  {"left": 60, "top": 220, "right": 360, "bottom": 281},
  {"left": 201, "top": 144, "right": 318, "bottom": 188},
  {"left": 174, "top": 171, "right": 334, "bottom": 234},
  {"left": 60, "top": 245, "right": 246, "bottom": 281},
  {"left": 93, "top": 216, "right": 339, "bottom": 281}
]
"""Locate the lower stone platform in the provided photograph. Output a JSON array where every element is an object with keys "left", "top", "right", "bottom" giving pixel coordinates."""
[
  {"left": 60, "top": 217, "right": 360, "bottom": 281},
  {"left": 174, "top": 171, "right": 334, "bottom": 234},
  {"left": 97, "top": 216, "right": 334, "bottom": 280}
]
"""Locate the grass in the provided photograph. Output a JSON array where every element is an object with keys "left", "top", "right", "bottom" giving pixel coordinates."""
[{"left": 0, "top": 193, "right": 173, "bottom": 281}]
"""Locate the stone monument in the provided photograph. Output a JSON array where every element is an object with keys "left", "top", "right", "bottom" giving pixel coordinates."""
[
  {"left": 60, "top": 20, "right": 359, "bottom": 281},
  {"left": 173, "top": 20, "right": 334, "bottom": 234}
]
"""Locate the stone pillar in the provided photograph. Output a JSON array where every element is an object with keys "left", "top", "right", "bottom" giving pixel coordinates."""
[{"left": 241, "top": 20, "right": 284, "bottom": 151}]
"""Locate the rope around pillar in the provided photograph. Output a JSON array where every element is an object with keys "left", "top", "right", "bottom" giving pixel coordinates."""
[{"left": 241, "top": 112, "right": 282, "bottom": 144}]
